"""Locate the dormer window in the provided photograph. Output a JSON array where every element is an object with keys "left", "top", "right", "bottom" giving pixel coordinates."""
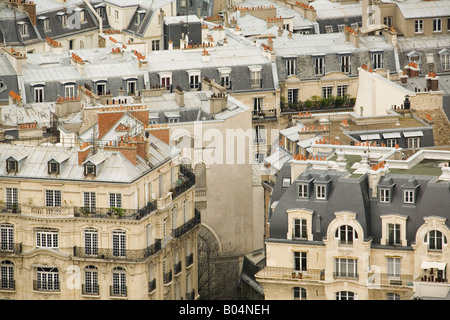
[
  {"left": 314, "top": 174, "right": 331, "bottom": 200},
  {"left": 401, "top": 178, "right": 419, "bottom": 205},
  {"left": 6, "top": 159, "right": 17, "bottom": 173},
  {"left": 48, "top": 161, "right": 60, "bottom": 175},
  {"left": 282, "top": 177, "right": 291, "bottom": 188},
  {"left": 379, "top": 188, "right": 390, "bottom": 203},
  {"left": 85, "top": 164, "right": 96, "bottom": 176},
  {"left": 425, "top": 230, "right": 447, "bottom": 251},
  {"left": 57, "top": 12, "right": 67, "bottom": 27},
  {"left": 315, "top": 185, "right": 326, "bottom": 199},
  {"left": 293, "top": 218, "right": 307, "bottom": 239},
  {"left": 335, "top": 225, "right": 358, "bottom": 245},
  {"left": 298, "top": 183, "right": 308, "bottom": 198},
  {"left": 17, "top": 22, "right": 28, "bottom": 36},
  {"left": 378, "top": 177, "right": 395, "bottom": 204}
]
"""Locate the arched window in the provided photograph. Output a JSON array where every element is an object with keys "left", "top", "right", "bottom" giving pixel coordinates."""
[
  {"left": 0, "top": 224, "right": 14, "bottom": 252},
  {"left": 112, "top": 230, "right": 126, "bottom": 257},
  {"left": 335, "top": 225, "right": 358, "bottom": 244},
  {"left": 0, "top": 260, "right": 14, "bottom": 290},
  {"left": 336, "top": 291, "right": 355, "bottom": 300},
  {"left": 36, "top": 267, "right": 59, "bottom": 291},
  {"left": 293, "top": 287, "right": 306, "bottom": 300},
  {"left": 194, "top": 163, "right": 207, "bottom": 189},
  {"left": 83, "top": 265, "right": 99, "bottom": 295},
  {"left": 111, "top": 267, "right": 127, "bottom": 297},
  {"left": 424, "top": 230, "right": 447, "bottom": 250}
]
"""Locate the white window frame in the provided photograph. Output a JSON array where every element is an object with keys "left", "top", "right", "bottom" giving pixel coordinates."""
[
  {"left": 372, "top": 52, "right": 384, "bottom": 69},
  {"left": 65, "top": 84, "right": 75, "bottom": 98},
  {"left": 407, "top": 137, "right": 420, "bottom": 149},
  {"left": 287, "top": 88, "right": 298, "bottom": 104},
  {"left": 253, "top": 97, "right": 263, "bottom": 114},
  {"left": 336, "top": 291, "right": 355, "bottom": 300},
  {"left": 335, "top": 225, "right": 358, "bottom": 244},
  {"left": 45, "top": 190, "right": 61, "bottom": 207},
  {"left": 109, "top": 193, "right": 122, "bottom": 208},
  {"left": 285, "top": 59, "right": 296, "bottom": 76},
  {"left": 293, "top": 287, "right": 306, "bottom": 300},
  {"left": 441, "top": 53, "right": 450, "bottom": 71},
  {"left": 386, "top": 138, "right": 397, "bottom": 148},
  {"left": 5, "top": 188, "right": 18, "bottom": 210},
  {"left": 0, "top": 260, "right": 14, "bottom": 290},
  {"left": 334, "top": 258, "right": 358, "bottom": 278},
  {"left": 314, "top": 56, "right": 325, "bottom": 76},
  {"left": 337, "top": 85, "right": 348, "bottom": 98},
  {"left": 293, "top": 218, "right": 307, "bottom": 239},
  {"left": 34, "top": 86, "right": 45, "bottom": 103},
  {"left": 433, "top": 18, "right": 442, "bottom": 32},
  {"left": 387, "top": 257, "right": 401, "bottom": 277},
  {"left": 340, "top": 55, "right": 351, "bottom": 73},
  {"left": 84, "top": 228, "right": 98, "bottom": 256},
  {"left": 293, "top": 251, "right": 307, "bottom": 272},
  {"left": 152, "top": 39, "right": 160, "bottom": 51},
  {"left": 379, "top": 188, "right": 390, "bottom": 203},
  {"left": 322, "top": 86, "right": 333, "bottom": 98},
  {"left": 403, "top": 190, "right": 414, "bottom": 204},
  {"left": 315, "top": 184, "right": 326, "bottom": 200},
  {"left": 111, "top": 267, "right": 127, "bottom": 296},
  {"left": 83, "top": 192, "right": 96, "bottom": 212},
  {"left": 36, "top": 267, "right": 59, "bottom": 291},
  {"left": 84, "top": 265, "right": 99, "bottom": 295},
  {"left": 298, "top": 184, "right": 308, "bottom": 198},
  {"left": 387, "top": 223, "right": 401, "bottom": 245},
  {"left": 415, "top": 19, "right": 423, "bottom": 33},
  {"left": 126, "top": 80, "right": 136, "bottom": 95},
  {"left": 36, "top": 229, "right": 59, "bottom": 249},
  {"left": 0, "top": 224, "right": 14, "bottom": 252},
  {"left": 112, "top": 230, "right": 126, "bottom": 257}
]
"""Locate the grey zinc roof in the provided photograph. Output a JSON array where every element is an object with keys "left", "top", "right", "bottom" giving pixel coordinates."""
[
  {"left": 103, "top": 0, "right": 175, "bottom": 10},
  {"left": 395, "top": 0, "right": 450, "bottom": 19}
]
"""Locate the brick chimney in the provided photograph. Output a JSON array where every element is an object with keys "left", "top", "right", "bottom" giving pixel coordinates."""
[
  {"left": 97, "top": 105, "right": 149, "bottom": 139},
  {"left": 426, "top": 71, "right": 439, "bottom": 91},
  {"left": 209, "top": 92, "right": 228, "bottom": 115},
  {"left": 78, "top": 142, "right": 93, "bottom": 165},
  {"left": 105, "top": 140, "right": 138, "bottom": 165},
  {"left": 9, "top": 0, "right": 37, "bottom": 25},
  {"left": 174, "top": 86, "right": 184, "bottom": 107},
  {"left": 146, "top": 124, "right": 170, "bottom": 145},
  {"left": 404, "top": 62, "right": 419, "bottom": 78}
]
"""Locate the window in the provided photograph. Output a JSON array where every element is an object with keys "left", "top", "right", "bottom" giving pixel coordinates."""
[
  {"left": 5, "top": 188, "right": 18, "bottom": 210},
  {"left": 83, "top": 265, "right": 99, "bottom": 295},
  {"left": 126, "top": 80, "right": 136, "bottom": 95},
  {"left": 387, "top": 292, "right": 400, "bottom": 300},
  {"left": 0, "top": 224, "right": 14, "bottom": 252},
  {"left": 253, "top": 97, "right": 263, "bottom": 115},
  {"left": 293, "top": 287, "right": 306, "bottom": 300},
  {"left": 83, "top": 192, "right": 96, "bottom": 213},
  {"left": 433, "top": 18, "right": 442, "bottom": 32},
  {"left": 287, "top": 88, "right": 299, "bottom": 104},
  {"left": 135, "top": 12, "right": 141, "bottom": 24},
  {"left": 43, "top": 18, "right": 50, "bottom": 31},
  {"left": 298, "top": 184, "right": 308, "bottom": 198},
  {"left": 407, "top": 137, "right": 420, "bottom": 149},
  {"left": 65, "top": 85, "right": 75, "bottom": 98},
  {"left": 36, "top": 229, "right": 58, "bottom": 249},
  {"left": 60, "top": 14, "right": 67, "bottom": 26},
  {"left": 85, "top": 164, "right": 96, "bottom": 176},
  {"left": 189, "top": 75, "right": 200, "bottom": 89},
  {"left": 293, "top": 251, "right": 307, "bottom": 272},
  {"left": 285, "top": 59, "right": 296, "bottom": 76},
  {"left": 0, "top": 260, "right": 14, "bottom": 290},
  {"left": 315, "top": 185, "right": 326, "bottom": 200},
  {"left": 36, "top": 267, "right": 59, "bottom": 291},
  {"left": 387, "top": 224, "right": 401, "bottom": 245},
  {"left": 335, "top": 225, "right": 358, "bottom": 244},
  {"left": 115, "top": 10, "right": 119, "bottom": 20},
  {"left": 6, "top": 160, "right": 17, "bottom": 173},
  {"left": 415, "top": 19, "right": 423, "bottom": 33},
  {"left": 325, "top": 25, "right": 333, "bottom": 33},
  {"left": 379, "top": 188, "right": 390, "bottom": 203},
  {"left": 220, "top": 74, "right": 230, "bottom": 89},
  {"left": 250, "top": 69, "right": 262, "bottom": 88},
  {"left": 159, "top": 174, "right": 164, "bottom": 198},
  {"left": 387, "top": 257, "right": 401, "bottom": 277},
  {"left": 79, "top": 10, "right": 85, "bottom": 23},
  {"left": 84, "top": 228, "right": 98, "bottom": 256},
  {"left": 372, "top": 52, "right": 383, "bottom": 69},
  {"left": 111, "top": 267, "right": 127, "bottom": 296},
  {"left": 180, "top": 0, "right": 187, "bottom": 8},
  {"left": 45, "top": 190, "right": 61, "bottom": 207},
  {"left": 383, "top": 16, "right": 393, "bottom": 27},
  {"left": 254, "top": 125, "right": 266, "bottom": 144},
  {"left": 172, "top": 207, "right": 177, "bottom": 230},
  {"left": 334, "top": 258, "right": 357, "bottom": 278},
  {"left": 48, "top": 161, "right": 59, "bottom": 174},
  {"left": 386, "top": 138, "right": 397, "bottom": 148},
  {"left": 109, "top": 193, "right": 122, "bottom": 208},
  {"left": 183, "top": 200, "right": 189, "bottom": 223},
  {"left": 96, "top": 82, "right": 106, "bottom": 95},
  {"left": 152, "top": 40, "right": 160, "bottom": 51},
  {"left": 337, "top": 24, "right": 345, "bottom": 32},
  {"left": 336, "top": 291, "right": 355, "bottom": 300},
  {"left": 112, "top": 230, "right": 126, "bottom": 257},
  {"left": 340, "top": 55, "right": 351, "bottom": 73},
  {"left": 322, "top": 86, "right": 332, "bottom": 98},
  {"left": 34, "top": 86, "right": 44, "bottom": 102},
  {"left": 96, "top": 7, "right": 104, "bottom": 19},
  {"left": 293, "top": 218, "right": 307, "bottom": 239},
  {"left": 19, "top": 23, "right": 28, "bottom": 36},
  {"left": 314, "top": 57, "right": 325, "bottom": 75},
  {"left": 337, "top": 85, "right": 348, "bottom": 98},
  {"left": 425, "top": 230, "right": 447, "bottom": 251},
  {"left": 441, "top": 53, "right": 450, "bottom": 71},
  {"left": 403, "top": 190, "right": 415, "bottom": 204}
]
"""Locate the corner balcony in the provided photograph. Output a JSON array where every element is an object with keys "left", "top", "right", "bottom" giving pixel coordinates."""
[{"left": 172, "top": 208, "right": 201, "bottom": 238}]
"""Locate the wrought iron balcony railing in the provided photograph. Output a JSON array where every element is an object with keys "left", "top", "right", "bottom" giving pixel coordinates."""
[
  {"left": 33, "top": 280, "right": 60, "bottom": 292},
  {"left": 172, "top": 209, "right": 201, "bottom": 238},
  {"left": 174, "top": 261, "right": 182, "bottom": 275},
  {"left": 0, "top": 243, "right": 22, "bottom": 255},
  {"left": 0, "top": 280, "right": 15, "bottom": 291},
  {"left": 148, "top": 278, "right": 156, "bottom": 292},
  {"left": 82, "top": 284, "right": 99, "bottom": 295},
  {"left": 73, "top": 239, "right": 161, "bottom": 261},
  {"left": 185, "top": 253, "right": 194, "bottom": 267},
  {"left": 186, "top": 289, "right": 196, "bottom": 300},
  {"left": 110, "top": 285, "right": 127, "bottom": 297},
  {"left": 172, "top": 165, "right": 196, "bottom": 199},
  {"left": 164, "top": 270, "right": 173, "bottom": 285}
]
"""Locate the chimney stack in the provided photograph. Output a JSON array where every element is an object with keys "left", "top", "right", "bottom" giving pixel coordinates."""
[
  {"left": 209, "top": 92, "right": 228, "bottom": 115},
  {"left": 426, "top": 71, "right": 439, "bottom": 91},
  {"left": 175, "top": 86, "right": 184, "bottom": 107}
]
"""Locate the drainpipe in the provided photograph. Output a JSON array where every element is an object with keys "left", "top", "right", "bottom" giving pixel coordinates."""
[{"left": 83, "top": 0, "right": 103, "bottom": 33}]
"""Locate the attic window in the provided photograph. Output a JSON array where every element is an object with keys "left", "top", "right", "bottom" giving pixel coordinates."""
[
  {"left": 379, "top": 188, "right": 391, "bottom": 203},
  {"left": 48, "top": 161, "right": 60, "bottom": 174},
  {"left": 85, "top": 164, "right": 96, "bottom": 176},
  {"left": 6, "top": 160, "right": 17, "bottom": 173}
]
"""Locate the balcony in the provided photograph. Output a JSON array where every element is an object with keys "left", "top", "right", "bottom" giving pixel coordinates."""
[
  {"left": 171, "top": 165, "right": 196, "bottom": 200},
  {"left": 21, "top": 204, "right": 73, "bottom": 217},
  {"left": 0, "top": 243, "right": 22, "bottom": 255},
  {"left": 110, "top": 285, "right": 127, "bottom": 297},
  {"left": 371, "top": 274, "right": 414, "bottom": 287},
  {"left": 73, "top": 239, "right": 161, "bottom": 261},
  {"left": 82, "top": 284, "right": 99, "bottom": 296},
  {"left": 252, "top": 109, "right": 277, "bottom": 121},
  {"left": 186, "top": 289, "right": 196, "bottom": 300},
  {"left": 164, "top": 270, "right": 173, "bottom": 285},
  {"left": 333, "top": 272, "right": 359, "bottom": 280},
  {"left": 74, "top": 200, "right": 157, "bottom": 220},
  {"left": 0, "top": 203, "right": 20, "bottom": 214},
  {"left": 0, "top": 280, "right": 15, "bottom": 291},
  {"left": 255, "top": 266, "right": 325, "bottom": 281},
  {"left": 148, "top": 278, "right": 156, "bottom": 293},
  {"left": 185, "top": 253, "right": 194, "bottom": 267},
  {"left": 33, "top": 280, "right": 60, "bottom": 292},
  {"left": 174, "top": 261, "right": 182, "bottom": 276},
  {"left": 172, "top": 208, "right": 201, "bottom": 238}
]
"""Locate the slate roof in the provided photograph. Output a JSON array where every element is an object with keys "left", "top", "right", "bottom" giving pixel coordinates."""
[{"left": 268, "top": 163, "right": 450, "bottom": 246}]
